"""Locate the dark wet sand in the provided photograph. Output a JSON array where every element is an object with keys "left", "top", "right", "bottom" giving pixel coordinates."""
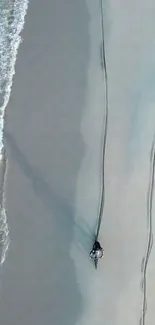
[{"left": 0, "top": 1, "right": 90, "bottom": 324}]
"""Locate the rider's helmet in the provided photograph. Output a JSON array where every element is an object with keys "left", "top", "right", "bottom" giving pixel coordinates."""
[{"left": 89, "top": 240, "right": 104, "bottom": 259}]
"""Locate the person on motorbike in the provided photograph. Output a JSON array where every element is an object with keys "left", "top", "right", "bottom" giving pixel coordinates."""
[{"left": 89, "top": 240, "right": 104, "bottom": 260}]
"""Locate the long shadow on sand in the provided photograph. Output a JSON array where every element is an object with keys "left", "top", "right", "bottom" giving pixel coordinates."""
[
  {"left": 4, "top": 127, "right": 92, "bottom": 325},
  {"left": 1, "top": 1, "right": 92, "bottom": 325},
  {"left": 0, "top": 1, "right": 92, "bottom": 324},
  {"left": 5, "top": 130, "right": 92, "bottom": 253}
]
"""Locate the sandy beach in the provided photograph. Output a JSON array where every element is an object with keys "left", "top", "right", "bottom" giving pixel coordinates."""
[{"left": 0, "top": 0, "right": 155, "bottom": 324}]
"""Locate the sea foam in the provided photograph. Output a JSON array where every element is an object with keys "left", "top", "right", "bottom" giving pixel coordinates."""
[{"left": 0, "top": 0, "right": 29, "bottom": 264}]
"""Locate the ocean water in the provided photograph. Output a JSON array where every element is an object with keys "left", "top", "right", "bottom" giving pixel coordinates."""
[{"left": 0, "top": 0, "right": 29, "bottom": 265}]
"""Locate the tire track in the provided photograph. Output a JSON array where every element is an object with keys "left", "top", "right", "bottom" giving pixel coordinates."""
[
  {"left": 139, "top": 133, "right": 155, "bottom": 325},
  {"left": 95, "top": 0, "right": 108, "bottom": 240}
]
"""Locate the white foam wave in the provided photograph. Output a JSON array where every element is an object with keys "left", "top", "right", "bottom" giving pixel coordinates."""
[
  {"left": 0, "top": 0, "right": 29, "bottom": 151},
  {"left": 0, "top": 0, "right": 29, "bottom": 264}
]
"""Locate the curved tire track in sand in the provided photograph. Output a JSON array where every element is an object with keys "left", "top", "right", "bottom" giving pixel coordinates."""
[
  {"left": 139, "top": 133, "right": 155, "bottom": 325},
  {"left": 96, "top": 0, "right": 108, "bottom": 240}
]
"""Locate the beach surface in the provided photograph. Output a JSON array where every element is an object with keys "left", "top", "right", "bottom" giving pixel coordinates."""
[{"left": 0, "top": 1, "right": 155, "bottom": 325}]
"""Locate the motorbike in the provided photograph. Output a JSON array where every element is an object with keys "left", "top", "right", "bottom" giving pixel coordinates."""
[{"left": 89, "top": 240, "right": 104, "bottom": 269}]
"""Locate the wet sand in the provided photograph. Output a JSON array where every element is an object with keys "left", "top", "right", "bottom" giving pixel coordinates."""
[
  {"left": 0, "top": 1, "right": 90, "bottom": 324},
  {"left": 72, "top": 1, "right": 155, "bottom": 325},
  {"left": 0, "top": 1, "right": 155, "bottom": 325}
]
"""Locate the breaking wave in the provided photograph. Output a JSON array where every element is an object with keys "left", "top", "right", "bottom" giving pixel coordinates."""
[{"left": 0, "top": 0, "right": 29, "bottom": 264}]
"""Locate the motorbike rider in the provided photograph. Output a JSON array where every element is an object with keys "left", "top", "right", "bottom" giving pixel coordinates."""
[{"left": 89, "top": 240, "right": 104, "bottom": 260}]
